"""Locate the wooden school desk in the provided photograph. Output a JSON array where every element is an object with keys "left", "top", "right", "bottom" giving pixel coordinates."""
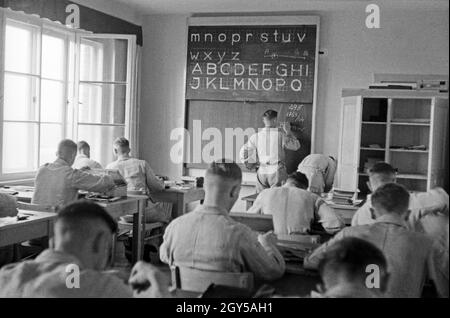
[
  {"left": 94, "top": 196, "right": 147, "bottom": 263},
  {"left": 5, "top": 187, "right": 147, "bottom": 263},
  {"left": 150, "top": 187, "right": 205, "bottom": 219},
  {"left": 0, "top": 210, "right": 56, "bottom": 247}
]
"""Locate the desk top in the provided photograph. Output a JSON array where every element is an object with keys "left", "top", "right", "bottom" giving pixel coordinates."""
[
  {"left": 0, "top": 210, "right": 57, "bottom": 230},
  {"left": 242, "top": 193, "right": 258, "bottom": 202}
]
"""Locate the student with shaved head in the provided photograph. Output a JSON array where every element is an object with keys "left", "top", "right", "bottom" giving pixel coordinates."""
[
  {"left": 312, "top": 237, "right": 389, "bottom": 298},
  {"left": 0, "top": 201, "right": 170, "bottom": 297},
  {"left": 160, "top": 160, "right": 285, "bottom": 281},
  {"left": 72, "top": 141, "right": 103, "bottom": 170},
  {"left": 32, "top": 139, "right": 115, "bottom": 209}
]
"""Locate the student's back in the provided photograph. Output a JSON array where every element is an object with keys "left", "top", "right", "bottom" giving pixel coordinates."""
[
  {"left": 0, "top": 250, "right": 132, "bottom": 298},
  {"left": 160, "top": 206, "right": 246, "bottom": 272},
  {"left": 33, "top": 158, "right": 113, "bottom": 208},
  {"left": 160, "top": 205, "right": 284, "bottom": 281},
  {"left": 343, "top": 218, "right": 436, "bottom": 298}
]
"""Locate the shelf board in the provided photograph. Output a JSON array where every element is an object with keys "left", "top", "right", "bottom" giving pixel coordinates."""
[
  {"left": 396, "top": 174, "right": 428, "bottom": 180},
  {"left": 362, "top": 121, "right": 387, "bottom": 125},
  {"left": 360, "top": 147, "right": 386, "bottom": 151},
  {"left": 389, "top": 148, "right": 429, "bottom": 153},
  {"left": 359, "top": 172, "right": 427, "bottom": 180},
  {"left": 390, "top": 121, "right": 430, "bottom": 126}
]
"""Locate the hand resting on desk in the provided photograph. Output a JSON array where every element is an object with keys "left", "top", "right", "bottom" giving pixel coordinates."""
[{"left": 129, "top": 261, "right": 172, "bottom": 298}]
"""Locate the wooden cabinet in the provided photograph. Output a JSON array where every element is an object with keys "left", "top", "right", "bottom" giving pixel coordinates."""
[{"left": 336, "top": 89, "right": 448, "bottom": 195}]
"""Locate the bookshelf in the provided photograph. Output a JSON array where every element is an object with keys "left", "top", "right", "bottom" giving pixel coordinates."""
[{"left": 336, "top": 89, "right": 448, "bottom": 196}]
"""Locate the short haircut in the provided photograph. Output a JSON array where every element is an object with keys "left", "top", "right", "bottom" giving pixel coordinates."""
[
  {"left": 371, "top": 183, "right": 410, "bottom": 214},
  {"left": 77, "top": 141, "right": 90, "bottom": 152},
  {"left": 57, "top": 139, "right": 77, "bottom": 155},
  {"left": 287, "top": 172, "right": 309, "bottom": 189},
  {"left": 263, "top": 109, "right": 278, "bottom": 120},
  {"left": 206, "top": 159, "right": 242, "bottom": 182},
  {"left": 318, "top": 237, "right": 387, "bottom": 282},
  {"left": 113, "top": 137, "right": 130, "bottom": 151},
  {"left": 57, "top": 201, "right": 117, "bottom": 234},
  {"left": 369, "top": 162, "right": 397, "bottom": 179}
]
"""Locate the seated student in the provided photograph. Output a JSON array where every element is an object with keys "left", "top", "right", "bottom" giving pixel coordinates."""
[
  {"left": 32, "top": 139, "right": 115, "bottom": 209},
  {"left": 352, "top": 162, "right": 449, "bottom": 243},
  {"left": 305, "top": 183, "right": 448, "bottom": 298},
  {"left": 160, "top": 160, "right": 285, "bottom": 281},
  {"left": 297, "top": 154, "right": 337, "bottom": 194},
  {"left": 0, "top": 201, "right": 170, "bottom": 297},
  {"left": 72, "top": 141, "right": 103, "bottom": 170},
  {"left": 0, "top": 193, "right": 18, "bottom": 267},
  {"left": 106, "top": 137, "right": 167, "bottom": 222},
  {"left": 248, "top": 172, "right": 344, "bottom": 234},
  {"left": 351, "top": 162, "right": 397, "bottom": 226},
  {"left": 107, "top": 137, "right": 164, "bottom": 194},
  {"left": 311, "top": 237, "right": 389, "bottom": 298}
]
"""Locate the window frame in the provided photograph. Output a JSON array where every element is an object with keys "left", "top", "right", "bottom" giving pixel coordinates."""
[{"left": 0, "top": 9, "right": 137, "bottom": 181}]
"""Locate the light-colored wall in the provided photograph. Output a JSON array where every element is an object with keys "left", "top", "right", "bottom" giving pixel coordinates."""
[{"left": 139, "top": 4, "right": 449, "bottom": 189}]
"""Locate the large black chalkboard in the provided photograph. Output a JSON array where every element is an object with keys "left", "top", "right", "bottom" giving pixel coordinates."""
[
  {"left": 186, "top": 25, "right": 317, "bottom": 103},
  {"left": 184, "top": 100, "right": 312, "bottom": 173}
]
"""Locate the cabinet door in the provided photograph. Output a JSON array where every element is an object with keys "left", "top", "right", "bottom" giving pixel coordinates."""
[
  {"left": 336, "top": 96, "right": 362, "bottom": 190},
  {"left": 428, "top": 98, "right": 449, "bottom": 189}
]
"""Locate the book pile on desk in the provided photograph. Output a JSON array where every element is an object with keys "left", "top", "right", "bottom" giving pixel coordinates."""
[{"left": 330, "top": 188, "right": 357, "bottom": 206}]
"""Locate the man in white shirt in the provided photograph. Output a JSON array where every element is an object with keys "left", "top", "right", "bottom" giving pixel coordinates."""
[
  {"left": 297, "top": 154, "right": 337, "bottom": 194},
  {"left": 240, "top": 110, "right": 300, "bottom": 193},
  {"left": 106, "top": 137, "right": 167, "bottom": 223},
  {"left": 72, "top": 141, "right": 103, "bottom": 170},
  {"left": 351, "top": 163, "right": 449, "bottom": 241},
  {"left": 106, "top": 137, "right": 164, "bottom": 194},
  {"left": 0, "top": 201, "right": 170, "bottom": 298},
  {"left": 32, "top": 139, "right": 115, "bottom": 209},
  {"left": 248, "top": 172, "right": 344, "bottom": 234},
  {"left": 160, "top": 160, "right": 285, "bottom": 281},
  {"left": 351, "top": 162, "right": 397, "bottom": 226}
]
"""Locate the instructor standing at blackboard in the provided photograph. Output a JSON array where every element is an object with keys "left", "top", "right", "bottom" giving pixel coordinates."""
[{"left": 240, "top": 110, "right": 301, "bottom": 193}]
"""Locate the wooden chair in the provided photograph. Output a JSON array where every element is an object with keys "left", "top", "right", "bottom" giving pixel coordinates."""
[
  {"left": 171, "top": 265, "right": 254, "bottom": 293},
  {"left": 16, "top": 201, "right": 57, "bottom": 213}
]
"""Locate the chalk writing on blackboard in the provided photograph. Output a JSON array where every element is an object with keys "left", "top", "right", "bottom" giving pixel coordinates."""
[
  {"left": 186, "top": 25, "right": 317, "bottom": 103},
  {"left": 285, "top": 104, "right": 306, "bottom": 132}
]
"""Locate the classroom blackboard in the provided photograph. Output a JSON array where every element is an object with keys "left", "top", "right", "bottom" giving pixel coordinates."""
[
  {"left": 186, "top": 24, "right": 317, "bottom": 103},
  {"left": 185, "top": 100, "right": 312, "bottom": 173}
]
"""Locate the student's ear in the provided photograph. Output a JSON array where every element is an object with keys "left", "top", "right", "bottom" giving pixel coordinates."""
[
  {"left": 92, "top": 231, "right": 108, "bottom": 254},
  {"left": 366, "top": 181, "right": 373, "bottom": 193},
  {"left": 369, "top": 207, "right": 377, "bottom": 220},
  {"left": 380, "top": 272, "right": 390, "bottom": 294},
  {"left": 403, "top": 209, "right": 411, "bottom": 221},
  {"left": 230, "top": 184, "right": 241, "bottom": 199}
]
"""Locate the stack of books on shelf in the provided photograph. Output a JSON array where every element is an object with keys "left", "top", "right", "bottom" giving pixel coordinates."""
[{"left": 330, "top": 188, "right": 357, "bottom": 206}]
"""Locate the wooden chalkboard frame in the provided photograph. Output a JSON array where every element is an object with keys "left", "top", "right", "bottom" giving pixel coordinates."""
[{"left": 183, "top": 16, "right": 320, "bottom": 174}]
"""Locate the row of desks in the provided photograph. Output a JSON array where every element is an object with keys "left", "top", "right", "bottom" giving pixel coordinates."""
[{"left": 0, "top": 187, "right": 206, "bottom": 264}]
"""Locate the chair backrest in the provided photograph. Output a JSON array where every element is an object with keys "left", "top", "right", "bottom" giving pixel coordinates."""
[
  {"left": 16, "top": 201, "right": 56, "bottom": 213},
  {"left": 171, "top": 266, "right": 254, "bottom": 293}
]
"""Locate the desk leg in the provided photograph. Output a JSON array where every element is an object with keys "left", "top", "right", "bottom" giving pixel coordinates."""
[
  {"left": 171, "top": 194, "right": 185, "bottom": 219},
  {"left": 132, "top": 199, "right": 145, "bottom": 263}
]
